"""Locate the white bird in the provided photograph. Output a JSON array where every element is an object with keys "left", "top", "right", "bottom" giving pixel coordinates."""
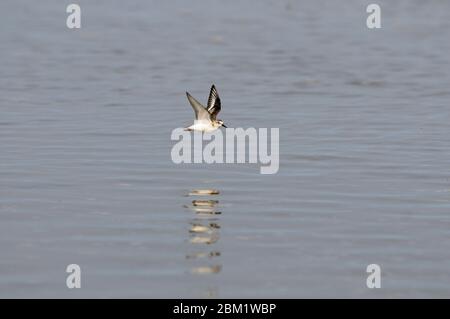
[{"left": 184, "top": 85, "right": 227, "bottom": 132}]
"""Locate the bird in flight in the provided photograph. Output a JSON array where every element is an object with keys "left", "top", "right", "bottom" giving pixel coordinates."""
[{"left": 184, "top": 85, "right": 227, "bottom": 132}]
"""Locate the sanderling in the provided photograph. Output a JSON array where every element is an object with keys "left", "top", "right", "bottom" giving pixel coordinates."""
[{"left": 184, "top": 85, "right": 227, "bottom": 132}]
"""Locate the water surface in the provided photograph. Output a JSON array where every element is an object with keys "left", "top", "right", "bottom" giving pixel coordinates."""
[{"left": 1, "top": 0, "right": 450, "bottom": 297}]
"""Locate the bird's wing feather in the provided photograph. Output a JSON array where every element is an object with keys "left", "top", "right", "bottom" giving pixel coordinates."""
[
  {"left": 186, "top": 92, "right": 211, "bottom": 121},
  {"left": 206, "top": 85, "right": 221, "bottom": 120}
]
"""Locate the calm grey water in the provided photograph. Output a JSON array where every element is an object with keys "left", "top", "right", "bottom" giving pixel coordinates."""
[{"left": 1, "top": 0, "right": 450, "bottom": 298}]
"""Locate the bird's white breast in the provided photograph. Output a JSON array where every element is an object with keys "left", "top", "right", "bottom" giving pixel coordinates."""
[{"left": 188, "top": 121, "right": 218, "bottom": 132}]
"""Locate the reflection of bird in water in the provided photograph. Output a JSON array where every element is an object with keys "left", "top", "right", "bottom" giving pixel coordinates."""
[
  {"left": 186, "top": 251, "right": 221, "bottom": 259},
  {"left": 189, "top": 189, "right": 220, "bottom": 196},
  {"left": 183, "top": 205, "right": 221, "bottom": 216},
  {"left": 190, "top": 224, "right": 213, "bottom": 234},
  {"left": 190, "top": 235, "right": 219, "bottom": 245},
  {"left": 185, "top": 189, "right": 222, "bottom": 275},
  {"left": 192, "top": 199, "right": 219, "bottom": 207},
  {"left": 191, "top": 265, "right": 222, "bottom": 275},
  {"left": 190, "top": 222, "right": 220, "bottom": 234}
]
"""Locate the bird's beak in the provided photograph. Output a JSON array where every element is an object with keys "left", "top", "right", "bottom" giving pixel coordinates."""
[{"left": 222, "top": 124, "right": 227, "bottom": 128}]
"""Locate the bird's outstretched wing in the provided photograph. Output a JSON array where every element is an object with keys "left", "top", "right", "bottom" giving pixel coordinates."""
[
  {"left": 206, "top": 85, "right": 221, "bottom": 120},
  {"left": 186, "top": 92, "right": 211, "bottom": 121}
]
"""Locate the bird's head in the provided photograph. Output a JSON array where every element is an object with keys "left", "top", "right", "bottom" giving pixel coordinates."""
[{"left": 217, "top": 119, "right": 227, "bottom": 128}]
